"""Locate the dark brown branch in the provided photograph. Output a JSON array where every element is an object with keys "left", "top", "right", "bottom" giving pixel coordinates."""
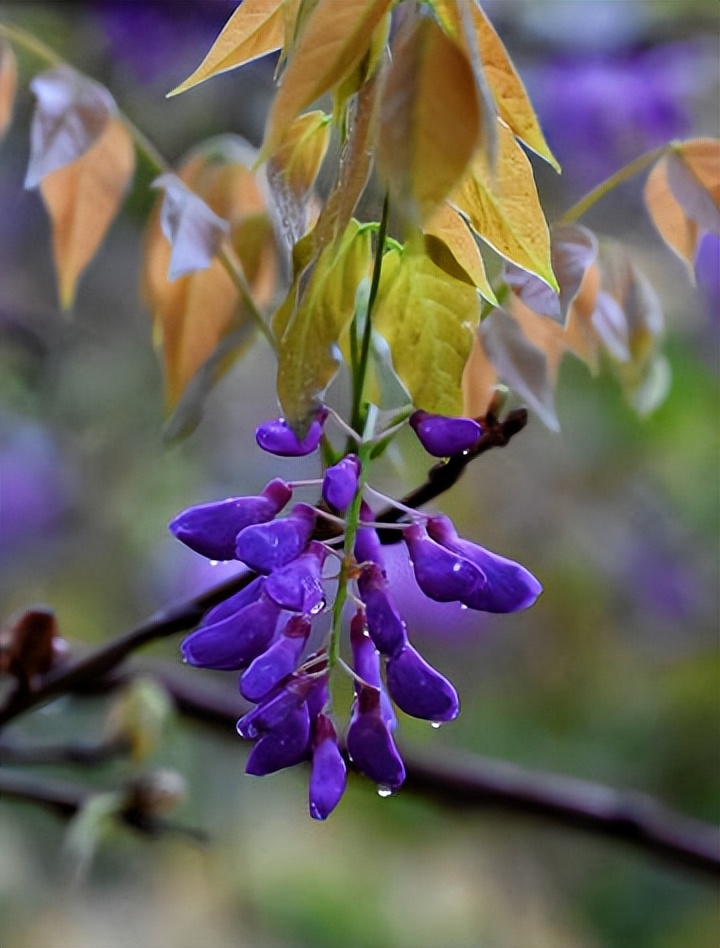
[{"left": 0, "top": 736, "right": 129, "bottom": 767}]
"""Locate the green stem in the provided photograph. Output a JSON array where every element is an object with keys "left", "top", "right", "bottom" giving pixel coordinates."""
[
  {"left": 350, "top": 194, "right": 389, "bottom": 435},
  {"left": 0, "top": 22, "right": 275, "bottom": 351},
  {"left": 559, "top": 144, "right": 671, "bottom": 225}
]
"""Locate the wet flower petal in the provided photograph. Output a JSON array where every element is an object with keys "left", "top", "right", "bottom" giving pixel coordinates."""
[
  {"left": 199, "top": 576, "right": 264, "bottom": 627},
  {"left": 355, "top": 504, "right": 385, "bottom": 570},
  {"left": 309, "top": 714, "right": 347, "bottom": 820},
  {"left": 357, "top": 564, "right": 407, "bottom": 657},
  {"left": 322, "top": 454, "right": 360, "bottom": 512},
  {"left": 386, "top": 643, "right": 459, "bottom": 722},
  {"left": 237, "top": 674, "right": 317, "bottom": 739},
  {"left": 181, "top": 596, "right": 280, "bottom": 670},
  {"left": 427, "top": 515, "right": 542, "bottom": 612},
  {"left": 255, "top": 409, "right": 328, "bottom": 457},
  {"left": 169, "top": 479, "right": 292, "bottom": 561},
  {"left": 346, "top": 684, "right": 405, "bottom": 790},
  {"left": 403, "top": 522, "right": 487, "bottom": 604},
  {"left": 409, "top": 410, "right": 482, "bottom": 457},
  {"left": 245, "top": 704, "right": 311, "bottom": 775},
  {"left": 235, "top": 504, "right": 315, "bottom": 573},
  {"left": 239, "top": 616, "right": 311, "bottom": 702},
  {"left": 350, "top": 611, "right": 397, "bottom": 731},
  {"left": 263, "top": 541, "right": 328, "bottom": 613}
]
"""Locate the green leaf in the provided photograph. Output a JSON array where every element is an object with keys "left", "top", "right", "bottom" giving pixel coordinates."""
[
  {"left": 276, "top": 219, "right": 373, "bottom": 426},
  {"left": 453, "top": 120, "right": 557, "bottom": 290},
  {"left": 373, "top": 247, "right": 481, "bottom": 415}
]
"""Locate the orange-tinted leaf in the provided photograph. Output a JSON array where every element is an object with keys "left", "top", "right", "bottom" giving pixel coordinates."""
[
  {"left": 377, "top": 15, "right": 480, "bottom": 222},
  {"left": 563, "top": 260, "right": 601, "bottom": 370},
  {"left": 152, "top": 173, "right": 230, "bottom": 279},
  {"left": 462, "top": 329, "right": 497, "bottom": 417},
  {"left": 602, "top": 251, "right": 663, "bottom": 366},
  {"left": 262, "top": 0, "right": 392, "bottom": 156},
  {"left": 644, "top": 158, "right": 699, "bottom": 273},
  {"left": 40, "top": 118, "right": 134, "bottom": 308},
  {"left": 0, "top": 39, "right": 17, "bottom": 144},
  {"left": 143, "top": 138, "right": 278, "bottom": 417},
  {"left": 666, "top": 139, "right": 720, "bottom": 232},
  {"left": 25, "top": 65, "right": 115, "bottom": 188},
  {"left": 453, "top": 120, "right": 556, "bottom": 289},
  {"left": 435, "top": 0, "right": 559, "bottom": 171},
  {"left": 424, "top": 202, "right": 497, "bottom": 303},
  {"left": 479, "top": 307, "right": 560, "bottom": 431},
  {"left": 168, "top": 0, "right": 285, "bottom": 96}
]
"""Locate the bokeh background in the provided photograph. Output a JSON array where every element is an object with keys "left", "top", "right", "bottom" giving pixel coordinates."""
[{"left": 0, "top": 2, "right": 718, "bottom": 946}]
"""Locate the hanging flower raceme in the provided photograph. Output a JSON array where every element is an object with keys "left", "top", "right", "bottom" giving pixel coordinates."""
[{"left": 169, "top": 408, "right": 542, "bottom": 819}]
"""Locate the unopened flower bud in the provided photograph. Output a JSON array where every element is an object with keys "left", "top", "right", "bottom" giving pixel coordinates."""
[
  {"left": 322, "top": 454, "right": 360, "bottom": 512},
  {"left": 181, "top": 596, "right": 280, "bottom": 670},
  {"left": 199, "top": 576, "right": 264, "bottom": 627},
  {"left": 426, "top": 515, "right": 542, "bottom": 612},
  {"left": 309, "top": 714, "right": 347, "bottom": 820},
  {"left": 357, "top": 564, "right": 407, "bottom": 657},
  {"left": 237, "top": 674, "right": 317, "bottom": 740},
  {"left": 240, "top": 616, "right": 312, "bottom": 702},
  {"left": 255, "top": 409, "right": 328, "bottom": 457},
  {"left": 350, "top": 611, "right": 396, "bottom": 731},
  {"left": 346, "top": 684, "right": 405, "bottom": 790},
  {"left": 245, "top": 703, "right": 311, "bottom": 775},
  {"left": 409, "top": 410, "right": 482, "bottom": 457},
  {"left": 403, "top": 522, "right": 486, "bottom": 604},
  {"left": 263, "top": 541, "right": 328, "bottom": 613},
  {"left": 235, "top": 504, "right": 315, "bottom": 573},
  {"left": 386, "top": 643, "right": 459, "bottom": 722},
  {"left": 169, "top": 479, "right": 292, "bottom": 561}
]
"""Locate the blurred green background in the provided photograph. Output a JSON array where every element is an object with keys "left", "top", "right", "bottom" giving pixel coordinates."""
[{"left": 0, "top": 2, "right": 718, "bottom": 946}]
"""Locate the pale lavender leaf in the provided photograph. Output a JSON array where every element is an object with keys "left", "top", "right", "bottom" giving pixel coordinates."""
[{"left": 152, "top": 173, "right": 230, "bottom": 279}]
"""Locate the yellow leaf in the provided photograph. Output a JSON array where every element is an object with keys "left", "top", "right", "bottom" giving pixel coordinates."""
[
  {"left": 424, "top": 202, "right": 497, "bottom": 303},
  {"left": 267, "top": 110, "right": 330, "bottom": 197},
  {"left": 262, "top": 0, "right": 393, "bottom": 156},
  {"left": 644, "top": 156, "right": 699, "bottom": 275},
  {"left": 0, "top": 39, "right": 17, "bottom": 143},
  {"left": 143, "top": 140, "right": 278, "bottom": 412},
  {"left": 453, "top": 120, "right": 557, "bottom": 290},
  {"left": 373, "top": 247, "right": 481, "bottom": 415},
  {"left": 434, "top": 0, "right": 559, "bottom": 172},
  {"left": 377, "top": 14, "right": 480, "bottom": 223},
  {"left": 40, "top": 118, "right": 134, "bottom": 309},
  {"left": 168, "top": 0, "right": 285, "bottom": 96},
  {"left": 276, "top": 220, "right": 373, "bottom": 425}
]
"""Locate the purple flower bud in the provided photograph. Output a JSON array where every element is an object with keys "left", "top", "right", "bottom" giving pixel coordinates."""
[
  {"left": 346, "top": 684, "right": 405, "bottom": 790},
  {"left": 357, "top": 564, "right": 407, "bottom": 657},
  {"left": 322, "top": 454, "right": 360, "bottom": 512},
  {"left": 255, "top": 409, "right": 328, "bottom": 457},
  {"left": 354, "top": 504, "right": 385, "bottom": 570},
  {"left": 245, "top": 703, "right": 311, "bottom": 775},
  {"left": 427, "top": 516, "right": 542, "bottom": 612},
  {"left": 386, "top": 643, "right": 459, "bottom": 722},
  {"left": 235, "top": 504, "right": 315, "bottom": 573},
  {"left": 309, "top": 714, "right": 347, "bottom": 820},
  {"left": 403, "top": 522, "right": 487, "bottom": 604},
  {"left": 306, "top": 674, "right": 330, "bottom": 720},
  {"left": 199, "top": 576, "right": 264, "bottom": 627},
  {"left": 169, "top": 479, "right": 292, "bottom": 560},
  {"left": 409, "top": 410, "right": 482, "bottom": 457},
  {"left": 350, "top": 611, "right": 397, "bottom": 731},
  {"left": 237, "top": 674, "right": 317, "bottom": 739},
  {"left": 239, "top": 616, "right": 311, "bottom": 702},
  {"left": 263, "top": 541, "right": 328, "bottom": 613},
  {"left": 181, "top": 596, "right": 280, "bottom": 670}
]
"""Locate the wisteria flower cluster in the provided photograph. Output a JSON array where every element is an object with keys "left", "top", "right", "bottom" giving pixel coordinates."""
[{"left": 170, "top": 408, "right": 542, "bottom": 819}]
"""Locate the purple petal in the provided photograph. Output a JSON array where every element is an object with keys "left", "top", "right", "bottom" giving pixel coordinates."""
[
  {"left": 357, "top": 564, "right": 408, "bottom": 657},
  {"left": 309, "top": 715, "right": 347, "bottom": 820},
  {"left": 409, "top": 411, "right": 482, "bottom": 457},
  {"left": 322, "top": 454, "right": 360, "bottom": 512},
  {"left": 235, "top": 504, "right": 315, "bottom": 573},
  {"left": 169, "top": 479, "right": 292, "bottom": 561},
  {"left": 237, "top": 674, "right": 317, "bottom": 739},
  {"left": 350, "top": 612, "right": 397, "bottom": 731},
  {"left": 181, "top": 596, "right": 280, "bottom": 670},
  {"left": 346, "top": 685, "right": 405, "bottom": 790},
  {"left": 263, "top": 541, "right": 328, "bottom": 613},
  {"left": 403, "top": 522, "right": 486, "bottom": 604},
  {"left": 239, "top": 616, "right": 311, "bottom": 702},
  {"left": 245, "top": 704, "right": 311, "bottom": 775},
  {"left": 355, "top": 505, "right": 385, "bottom": 570},
  {"left": 427, "top": 516, "right": 542, "bottom": 612},
  {"left": 255, "top": 409, "right": 328, "bottom": 457},
  {"left": 386, "top": 643, "right": 459, "bottom": 722}
]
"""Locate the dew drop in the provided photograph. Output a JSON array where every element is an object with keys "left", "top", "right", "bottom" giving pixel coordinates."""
[
  {"left": 377, "top": 785, "right": 394, "bottom": 798},
  {"left": 309, "top": 598, "right": 327, "bottom": 616},
  {"left": 209, "top": 560, "right": 220, "bottom": 567},
  {"left": 430, "top": 721, "right": 443, "bottom": 730},
  {"left": 452, "top": 562, "right": 462, "bottom": 573},
  {"left": 459, "top": 604, "right": 468, "bottom": 611}
]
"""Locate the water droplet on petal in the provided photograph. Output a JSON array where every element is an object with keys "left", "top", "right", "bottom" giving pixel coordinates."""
[
  {"left": 209, "top": 560, "right": 219, "bottom": 567},
  {"left": 459, "top": 604, "right": 468, "bottom": 611},
  {"left": 309, "top": 598, "right": 327, "bottom": 616},
  {"left": 452, "top": 562, "right": 462, "bottom": 573},
  {"left": 430, "top": 721, "right": 443, "bottom": 729},
  {"left": 377, "top": 785, "right": 394, "bottom": 798}
]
